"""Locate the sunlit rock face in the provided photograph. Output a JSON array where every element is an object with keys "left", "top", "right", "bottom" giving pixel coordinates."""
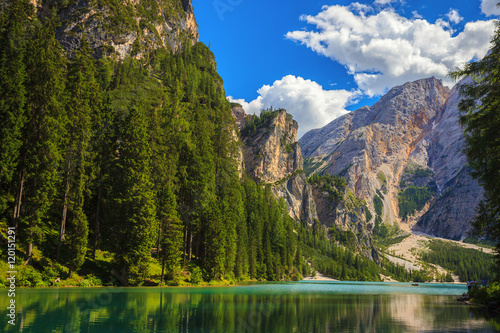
[
  {"left": 237, "top": 107, "right": 377, "bottom": 260},
  {"left": 45, "top": 0, "right": 199, "bottom": 59},
  {"left": 300, "top": 77, "right": 482, "bottom": 240}
]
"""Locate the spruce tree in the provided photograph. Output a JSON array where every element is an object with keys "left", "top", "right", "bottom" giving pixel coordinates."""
[
  {"left": 20, "top": 18, "right": 66, "bottom": 264},
  {"left": 58, "top": 36, "right": 101, "bottom": 273},
  {"left": 111, "top": 104, "right": 156, "bottom": 282},
  {"left": 450, "top": 22, "right": 500, "bottom": 271},
  {"left": 0, "top": 0, "right": 33, "bottom": 226}
]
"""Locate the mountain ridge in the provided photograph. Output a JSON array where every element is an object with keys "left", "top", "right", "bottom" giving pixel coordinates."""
[{"left": 299, "top": 76, "right": 482, "bottom": 240}]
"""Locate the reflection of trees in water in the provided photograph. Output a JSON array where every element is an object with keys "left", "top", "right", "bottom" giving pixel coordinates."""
[{"left": 2, "top": 289, "right": 498, "bottom": 332}]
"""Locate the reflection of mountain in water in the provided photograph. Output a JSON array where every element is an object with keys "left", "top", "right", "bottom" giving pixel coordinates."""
[{"left": 5, "top": 285, "right": 498, "bottom": 332}]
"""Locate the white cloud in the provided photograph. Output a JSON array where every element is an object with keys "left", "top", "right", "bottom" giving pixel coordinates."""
[
  {"left": 228, "top": 75, "right": 356, "bottom": 138},
  {"left": 374, "top": 0, "right": 394, "bottom": 5},
  {"left": 481, "top": 0, "right": 500, "bottom": 16},
  {"left": 446, "top": 9, "right": 463, "bottom": 24},
  {"left": 412, "top": 11, "right": 423, "bottom": 19},
  {"left": 286, "top": 5, "right": 496, "bottom": 96}
]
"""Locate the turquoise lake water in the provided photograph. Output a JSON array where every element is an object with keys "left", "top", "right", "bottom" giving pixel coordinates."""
[{"left": 1, "top": 281, "right": 499, "bottom": 332}]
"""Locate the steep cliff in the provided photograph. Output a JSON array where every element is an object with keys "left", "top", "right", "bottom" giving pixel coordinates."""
[
  {"left": 300, "top": 77, "right": 482, "bottom": 240},
  {"left": 33, "top": 0, "right": 198, "bottom": 58},
  {"left": 236, "top": 107, "right": 377, "bottom": 260},
  {"left": 300, "top": 77, "right": 450, "bottom": 228},
  {"left": 414, "top": 79, "right": 483, "bottom": 239}
]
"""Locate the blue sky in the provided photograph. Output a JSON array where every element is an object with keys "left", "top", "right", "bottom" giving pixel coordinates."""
[{"left": 192, "top": 0, "right": 499, "bottom": 137}]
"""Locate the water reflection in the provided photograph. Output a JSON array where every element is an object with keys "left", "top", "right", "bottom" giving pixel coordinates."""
[{"left": 1, "top": 282, "right": 498, "bottom": 332}]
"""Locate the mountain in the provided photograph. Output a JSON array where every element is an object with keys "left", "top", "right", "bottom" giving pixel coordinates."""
[
  {"left": 31, "top": 0, "right": 198, "bottom": 58},
  {"left": 299, "top": 77, "right": 483, "bottom": 240},
  {"left": 234, "top": 107, "right": 378, "bottom": 261}
]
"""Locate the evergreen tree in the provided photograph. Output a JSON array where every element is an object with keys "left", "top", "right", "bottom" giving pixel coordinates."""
[
  {"left": 110, "top": 104, "right": 156, "bottom": 282},
  {"left": 0, "top": 0, "right": 33, "bottom": 223},
  {"left": 58, "top": 36, "right": 101, "bottom": 273},
  {"left": 450, "top": 22, "right": 500, "bottom": 271},
  {"left": 20, "top": 18, "right": 66, "bottom": 264}
]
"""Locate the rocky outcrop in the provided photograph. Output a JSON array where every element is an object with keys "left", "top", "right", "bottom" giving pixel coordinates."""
[
  {"left": 50, "top": 0, "right": 198, "bottom": 59},
  {"left": 300, "top": 77, "right": 483, "bottom": 240},
  {"left": 413, "top": 79, "right": 483, "bottom": 239},
  {"left": 300, "top": 77, "right": 450, "bottom": 227},
  {"left": 416, "top": 167, "right": 482, "bottom": 240},
  {"left": 237, "top": 107, "right": 377, "bottom": 260},
  {"left": 241, "top": 109, "right": 302, "bottom": 184}
]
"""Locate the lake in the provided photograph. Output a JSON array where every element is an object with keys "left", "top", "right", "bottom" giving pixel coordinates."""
[{"left": 2, "top": 281, "right": 499, "bottom": 332}]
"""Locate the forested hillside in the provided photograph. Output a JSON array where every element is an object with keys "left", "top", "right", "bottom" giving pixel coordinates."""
[{"left": 0, "top": 0, "right": 310, "bottom": 286}]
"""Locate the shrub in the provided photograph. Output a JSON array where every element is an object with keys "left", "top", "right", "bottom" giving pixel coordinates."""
[
  {"left": 17, "top": 266, "right": 44, "bottom": 287},
  {"left": 85, "top": 274, "right": 102, "bottom": 286},
  {"left": 190, "top": 265, "right": 203, "bottom": 285}
]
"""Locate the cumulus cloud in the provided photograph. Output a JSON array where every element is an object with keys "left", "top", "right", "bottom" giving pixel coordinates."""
[
  {"left": 286, "top": 5, "right": 496, "bottom": 96},
  {"left": 481, "top": 0, "right": 500, "bottom": 16},
  {"left": 446, "top": 9, "right": 463, "bottom": 24},
  {"left": 228, "top": 75, "right": 356, "bottom": 138}
]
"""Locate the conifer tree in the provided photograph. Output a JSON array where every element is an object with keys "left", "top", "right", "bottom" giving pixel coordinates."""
[
  {"left": 0, "top": 0, "right": 33, "bottom": 226},
  {"left": 450, "top": 22, "right": 500, "bottom": 271},
  {"left": 58, "top": 36, "right": 101, "bottom": 273},
  {"left": 20, "top": 18, "right": 66, "bottom": 264},
  {"left": 111, "top": 104, "right": 157, "bottom": 281}
]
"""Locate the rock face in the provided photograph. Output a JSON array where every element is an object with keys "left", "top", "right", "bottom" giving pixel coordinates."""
[
  {"left": 236, "top": 107, "right": 377, "bottom": 260},
  {"left": 414, "top": 79, "right": 483, "bottom": 239},
  {"left": 241, "top": 109, "right": 302, "bottom": 184},
  {"left": 47, "top": 0, "right": 198, "bottom": 58},
  {"left": 300, "top": 77, "right": 483, "bottom": 240}
]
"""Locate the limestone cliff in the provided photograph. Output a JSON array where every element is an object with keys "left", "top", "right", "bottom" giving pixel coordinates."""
[
  {"left": 414, "top": 79, "right": 483, "bottom": 239},
  {"left": 235, "top": 106, "right": 377, "bottom": 260},
  {"left": 35, "top": 0, "right": 198, "bottom": 58},
  {"left": 300, "top": 77, "right": 450, "bottom": 228},
  {"left": 300, "top": 77, "right": 483, "bottom": 240}
]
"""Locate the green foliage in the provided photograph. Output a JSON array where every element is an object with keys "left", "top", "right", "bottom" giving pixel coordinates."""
[
  {"left": 373, "top": 194, "right": 383, "bottom": 216},
  {"left": 420, "top": 240, "right": 496, "bottom": 282},
  {"left": 17, "top": 265, "right": 44, "bottom": 287},
  {"left": 381, "top": 258, "right": 432, "bottom": 282},
  {"left": 469, "top": 281, "right": 500, "bottom": 305},
  {"left": 0, "top": 12, "right": 410, "bottom": 287},
  {"left": 398, "top": 186, "right": 434, "bottom": 219},
  {"left": 0, "top": 0, "right": 33, "bottom": 219},
  {"left": 450, "top": 22, "right": 500, "bottom": 276},
  {"left": 308, "top": 173, "right": 347, "bottom": 204},
  {"left": 373, "top": 216, "right": 390, "bottom": 239},
  {"left": 299, "top": 239, "right": 381, "bottom": 282},
  {"left": 190, "top": 265, "right": 203, "bottom": 285},
  {"left": 363, "top": 203, "right": 373, "bottom": 222},
  {"left": 375, "top": 233, "right": 410, "bottom": 251},
  {"left": 463, "top": 237, "right": 496, "bottom": 249},
  {"left": 240, "top": 108, "right": 282, "bottom": 137}
]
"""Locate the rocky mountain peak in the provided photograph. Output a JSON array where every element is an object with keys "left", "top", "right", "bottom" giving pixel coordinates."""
[
  {"left": 50, "top": 0, "right": 199, "bottom": 59},
  {"left": 237, "top": 106, "right": 378, "bottom": 260},
  {"left": 300, "top": 77, "right": 451, "bottom": 228},
  {"left": 240, "top": 108, "right": 303, "bottom": 184},
  {"left": 299, "top": 76, "right": 483, "bottom": 240}
]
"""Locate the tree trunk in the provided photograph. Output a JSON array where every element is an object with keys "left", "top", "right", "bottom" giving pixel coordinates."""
[
  {"left": 12, "top": 171, "right": 24, "bottom": 230},
  {"left": 156, "top": 226, "right": 162, "bottom": 259},
  {"left": 160, "top": 245, "right": 166, "bottom": 284},
  {"left": 183, "top": 224, "right": 188, "bottom": 266},
  {"left": 189, "top": 231, "right": 193, "bottom": 263},
  {"left": 92, "top": 173, "right": 102, "bottom": 260},
  {"left": 23, "top": 242, "right": 32, "bottom": 266},
  {"left": 57, "top": 164, "right": 71, "bottom": 261}
]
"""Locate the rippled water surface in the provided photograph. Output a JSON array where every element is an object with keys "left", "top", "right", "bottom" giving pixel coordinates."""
[{"left": 2, "top": 281, "right": 499, "bottom": 332}]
